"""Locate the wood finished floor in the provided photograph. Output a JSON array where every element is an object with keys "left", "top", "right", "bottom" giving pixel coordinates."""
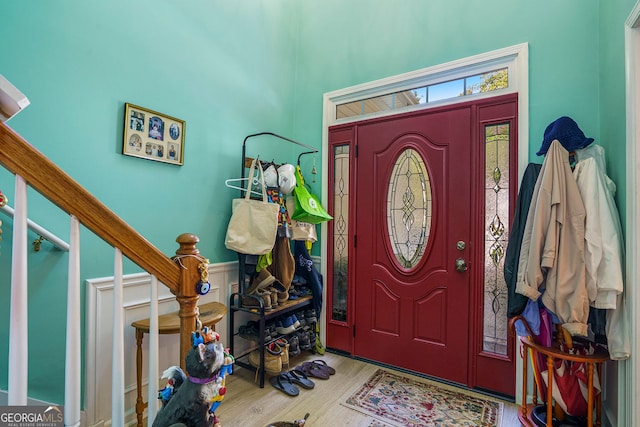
[{"left": 213, "top": 351, "right": 521, "bottom": 427}]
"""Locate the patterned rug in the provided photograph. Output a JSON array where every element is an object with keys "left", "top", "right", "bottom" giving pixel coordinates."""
[{"left": 342, "top": 369, "right": 503, "bottom": 427}]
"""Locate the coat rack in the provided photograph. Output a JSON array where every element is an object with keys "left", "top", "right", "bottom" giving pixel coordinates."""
[{"left": 240, "top": 132, "right": 318, "bottom": 188}]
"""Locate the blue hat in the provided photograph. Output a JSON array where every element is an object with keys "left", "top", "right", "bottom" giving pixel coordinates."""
[{"left": 536, "top": 116, "right": 594, "bottom": 156}]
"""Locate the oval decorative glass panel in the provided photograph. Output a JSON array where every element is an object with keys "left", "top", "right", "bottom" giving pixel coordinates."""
[{"left": 386, "top": 148, "right": 432, "bottom": 269}]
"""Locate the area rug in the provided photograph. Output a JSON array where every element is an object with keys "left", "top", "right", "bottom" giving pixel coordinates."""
[{"left": 342, "top": 369, "right": 503, "bottom": 427}]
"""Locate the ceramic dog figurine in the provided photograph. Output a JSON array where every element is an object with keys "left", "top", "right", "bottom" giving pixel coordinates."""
[{"left": 153, "top": 340, "right": 227, "bottom": 427}]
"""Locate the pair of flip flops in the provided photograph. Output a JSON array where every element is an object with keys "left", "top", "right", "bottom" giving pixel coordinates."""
[
  {"left": 296, "top": 359, "right": 335, "bottom": 380},
  {"left": 270, "top": 369, "right": 315, "bottom": 396}
]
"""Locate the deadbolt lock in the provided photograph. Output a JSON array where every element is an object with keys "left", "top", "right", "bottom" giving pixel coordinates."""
[{"left": 456, "top": 241, "right": 466, "bottom": 251}]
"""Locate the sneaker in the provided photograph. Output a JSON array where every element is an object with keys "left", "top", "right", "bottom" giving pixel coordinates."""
[
  {"left": 296, "top": 312, "right": 307, "bottom": 328},
  {"left": 299, "top": 286, "right": 312, "bottom": 296},
  {"left": 288, "top": 285, "right": 300, "bottom": 300},
  {"left": 263, "top": 323, "right": 275, "bottom": 341},
  {"left": 275, "top": 316, "right": 296, "bottom": 335},
  {"left": 288, "top": 334, "right": 301, "bottom": 357},
  {"left": 292, "top": 274, "right": 307, "bottom": 286},
  {"left": 305, "top": 309, "right": 318, "bottom": 324},
  {"left": 298, "top": 331, "right": 312, "bottom": 351},
  {"left": 291, "top": 314, "right": 301, "bottom": 329},
  {"left": 238, "top": 320, "right": 269, "bottom": 342}
]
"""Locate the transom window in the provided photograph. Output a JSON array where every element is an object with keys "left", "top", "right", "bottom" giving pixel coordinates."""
[{"left": 337, "top": 68, "right": 508, "bottom": 120}]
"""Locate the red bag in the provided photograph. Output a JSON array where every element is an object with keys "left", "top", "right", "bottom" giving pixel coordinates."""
[{"left": 540, "top": 339, "right": 601, "bottom": 416}]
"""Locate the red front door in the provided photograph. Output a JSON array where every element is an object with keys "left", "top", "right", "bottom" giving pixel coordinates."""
[
  {"left": 327, "top": 94, "right": 518, "bottom": 395},
  {"left": 353, "top": 105, "right": 473, "bottom": 384}
]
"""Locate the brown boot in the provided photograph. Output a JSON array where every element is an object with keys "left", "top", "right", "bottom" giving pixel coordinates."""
[
  {"left": 245, "top": 268, "right": 276, "bottom": 294},
  {"left": 268, "top": 237, "right": 295, "bottom": 302}
]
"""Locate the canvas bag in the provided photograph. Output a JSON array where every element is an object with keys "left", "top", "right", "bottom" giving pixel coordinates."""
[
  {"left": 291, "top": 165, "right": 333, "bottom": 225},
  {"left": 225, "top": 159, "right": 279, "bottom": 255}
]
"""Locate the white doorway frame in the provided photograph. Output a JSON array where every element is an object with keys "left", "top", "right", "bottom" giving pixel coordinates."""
[
  {"left": 624, "top": 3, "right": 640, "bottom": 426},
  {"left": 320, "top": 42, "right": 529, "bottom": 399}
]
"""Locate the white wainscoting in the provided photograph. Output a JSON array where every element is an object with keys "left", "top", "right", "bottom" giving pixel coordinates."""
[{"left": 84, "top": 261, "right": 236, "bottom": 427}]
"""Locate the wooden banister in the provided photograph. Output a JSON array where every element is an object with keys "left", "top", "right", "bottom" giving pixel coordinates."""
[
  {"left": 0, "top": 122, "right": 181, "bottom": 292},
  {"left": 174, "top": 233, "right": 204, "bottom": 368},
  {"left": 1, "top": 122, "right": 215, "bottom": 416}
]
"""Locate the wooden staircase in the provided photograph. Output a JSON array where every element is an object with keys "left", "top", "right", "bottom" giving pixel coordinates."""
[{"left": 0, "top": 121, "right": 207, "bottom": 426}]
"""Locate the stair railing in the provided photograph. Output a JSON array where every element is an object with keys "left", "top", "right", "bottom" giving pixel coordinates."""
[{"left": 0, "top": 122, "right": 204, "bottom": 426}]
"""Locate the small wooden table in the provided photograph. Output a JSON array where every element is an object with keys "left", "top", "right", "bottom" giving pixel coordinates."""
[{"left": 131, "top": 301, "right": 227, "bottom": 427}]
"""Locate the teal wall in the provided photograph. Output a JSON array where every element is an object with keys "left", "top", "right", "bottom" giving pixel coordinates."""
[
  {"left": 0, "top": 0, "right": 634, "bottom": 406},
  {"left": 292, "top": 0, "right": 603, "bottom": 161},
  {"left": 599, "top": 0, "right": 637, "bottom": 225},
  {"left": 0, "top": 0, "right": 300, "bottom": 403}
]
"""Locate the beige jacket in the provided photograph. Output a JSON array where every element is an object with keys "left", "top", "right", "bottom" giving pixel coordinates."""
[{"left": 516, "top": 140, "right": 588, "bottom": 336}]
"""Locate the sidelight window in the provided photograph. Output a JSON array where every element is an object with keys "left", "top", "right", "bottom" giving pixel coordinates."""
[
  {"left": 482, "top": 123, "right": 510, "bottom": 356},
  {"left": 331, "top": 145, "right": 350, "bottom": 322}
]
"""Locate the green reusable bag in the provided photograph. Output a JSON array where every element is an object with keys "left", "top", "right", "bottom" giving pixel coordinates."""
[{"left": 291, "top": 166, "right": 333, "bottom": 224}]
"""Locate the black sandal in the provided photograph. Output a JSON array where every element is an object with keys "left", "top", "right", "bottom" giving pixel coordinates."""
[
  {"left": 285, "top": 369, "right": 315, "bottom": 389},
  {"left": 270, "top": 373, "right": 299, "bottom": 396},
  {"left": 312, "top": 359, "right": 335, "bottom": 375}
]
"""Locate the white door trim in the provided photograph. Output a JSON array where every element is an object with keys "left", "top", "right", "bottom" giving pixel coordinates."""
[{"left": 624, "top": 3, "right": 640, "bottom": 426}]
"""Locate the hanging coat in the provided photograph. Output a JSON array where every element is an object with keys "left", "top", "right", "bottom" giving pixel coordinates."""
[
  {"left": 516, "top": 140, "right": 589, "bottom": 337},
  {"left": 505, "top": 162, "right": 542, "bottom": 318},
  {"left": 573, "top": 144, "right": 630, "bottom": 360}
]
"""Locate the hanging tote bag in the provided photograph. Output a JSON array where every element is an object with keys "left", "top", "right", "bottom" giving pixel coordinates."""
[
  {"left": 291, "top": 165, "right": 333, "bottom": 225},
  {"left": 286, "top": 195, "right": 317, "bottom": 242},
  {"left": 225, "top": 159, "right": 280, "bottom": 255}
]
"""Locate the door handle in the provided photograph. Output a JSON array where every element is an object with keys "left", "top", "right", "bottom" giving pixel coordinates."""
[{"left": 455, "top": 258, "right": 467, "bottom": 272}]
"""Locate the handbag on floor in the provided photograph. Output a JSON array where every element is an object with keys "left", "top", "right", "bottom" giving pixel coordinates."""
[{"left": 225, "top": 159, "right": 279, "bottom": 255}]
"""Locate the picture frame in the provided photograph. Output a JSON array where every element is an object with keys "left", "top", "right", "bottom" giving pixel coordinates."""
[{"left": 122, "top": 103, "right": 185, "bottom": 165}]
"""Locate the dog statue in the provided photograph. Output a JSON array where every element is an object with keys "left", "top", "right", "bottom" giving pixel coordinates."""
[{"left": 153, "top": 338, "right": 231, "bottom": 427}]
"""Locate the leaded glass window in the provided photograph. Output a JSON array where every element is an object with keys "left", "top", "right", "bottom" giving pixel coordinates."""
[
  {"left": 332, "top": 145, "right": 349, "bottom": 322},
  {"left": 386, "top": 148, "right": 432, "bottom": 269},
  {"left": 482, "top": 123, "right": 510, "bottom": 355}
]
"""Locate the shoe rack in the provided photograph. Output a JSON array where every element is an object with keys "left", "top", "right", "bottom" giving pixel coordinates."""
[
  {"left": 229, "top": 293, "right": 315, "bottom": 387},
  {"left": 229, "top": 132, "right": 319, "bottom": 388}
]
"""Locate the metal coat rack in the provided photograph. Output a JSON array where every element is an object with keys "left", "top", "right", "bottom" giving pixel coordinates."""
[{"left": 240, "top": 132, "right": 318, "bottom": 190}]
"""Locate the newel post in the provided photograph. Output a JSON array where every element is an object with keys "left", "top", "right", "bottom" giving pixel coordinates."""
[{"left": 173, "top": 233, "right": 202, "bottom": 371}]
